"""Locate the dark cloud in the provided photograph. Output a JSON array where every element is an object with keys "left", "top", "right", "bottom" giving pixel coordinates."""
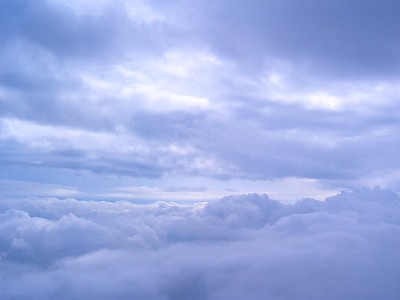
[
  {"left": 0, "top": 0, "right": 167, "bottom": 60},
  {"left": 197, "top": 0, "right": 400, "bottom": 78}
]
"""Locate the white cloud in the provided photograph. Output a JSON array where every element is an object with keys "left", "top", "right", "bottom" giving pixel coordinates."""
[
  {"left": 0, "top": 180, "right": 80, "bottom": 198},
  {"left": 0, "top": 118, "right": 148, "bottom": 155},
  {"left": 134, "top": 84, "right": 210, "bottom": 112},
  {"left": 48, "top": 0, "right": 113, "bottom": 17},
  {"left": 260, "top": 68, "right": 399, "bottom": 111},
  {"left": 77, "top": 48, "right": 223, "bottom": 114},
  {"left": 124, "top": 0, "right": 166, "bottom": 24},
  {"left": 0, "top": 188, "right": 400, "bottom": 299},
  {"left": 48, "top": 0, "right": 165, "bottom": 24}
]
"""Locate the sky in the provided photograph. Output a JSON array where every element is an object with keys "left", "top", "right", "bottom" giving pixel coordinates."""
[
  {"left": 1, "top": 1, "right": 400, "bottom": 299},
  {"left": 1, "top": 0, "right": 400, "bottom": 202}
]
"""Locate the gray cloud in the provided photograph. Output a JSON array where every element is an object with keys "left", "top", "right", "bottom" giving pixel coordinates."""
[
  {"left": 1, "top": 0, "right": 400, "bottom": 196},
  {"left": 0, "top": 0, "right": 168, "bottom": 60},
  {"left": 195, "top": 0, "right": 400, "bottom": 78}
]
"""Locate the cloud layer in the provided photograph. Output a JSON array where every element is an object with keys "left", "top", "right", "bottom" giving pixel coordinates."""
[
  {"left": 1, "top": 0, "right": 400, "bottom": 198},
  {"left": 1, "top": 187, "right": 400, "bottom": 299}
]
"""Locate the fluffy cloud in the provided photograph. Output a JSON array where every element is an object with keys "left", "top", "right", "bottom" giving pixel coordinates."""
[{"left": 1, "top": 187, "right": 400, "bottom": 299}]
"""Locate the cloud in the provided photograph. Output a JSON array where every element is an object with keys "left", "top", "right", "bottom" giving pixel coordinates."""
[
  {"left": 196, "top": 0, "right": 400, "bottom": 78},
  {"left": 1, "top": 0, "right": 400, "bottom": 192},
  {"left": 0, "top": 180, "right": 80, "bottom": 198},
  {"left": 0, "top": 187, "right": 400, "bottom": 299},
  {"left": 1, "top": 3, "right": 399, "bottom": 297}
]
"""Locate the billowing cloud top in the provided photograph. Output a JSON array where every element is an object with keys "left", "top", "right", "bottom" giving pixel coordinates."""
[
  {"left": 1, "top": 0, "right": 400, "bottom": 198},
  {"left": 1, "top": 188, "right": 400, "bottom": 299}
]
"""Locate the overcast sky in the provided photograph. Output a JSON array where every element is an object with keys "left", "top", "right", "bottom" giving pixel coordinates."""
[
  {"left": 2, "top": 2, "right": 400, "bottom": 299},
  {"left": 1, "top": 0, "right": 400, "bottom": 201}
]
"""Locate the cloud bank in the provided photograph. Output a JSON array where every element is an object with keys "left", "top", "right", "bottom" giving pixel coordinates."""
[{"left": 1, "top": 187, "right": 400, "bottom": 299}]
